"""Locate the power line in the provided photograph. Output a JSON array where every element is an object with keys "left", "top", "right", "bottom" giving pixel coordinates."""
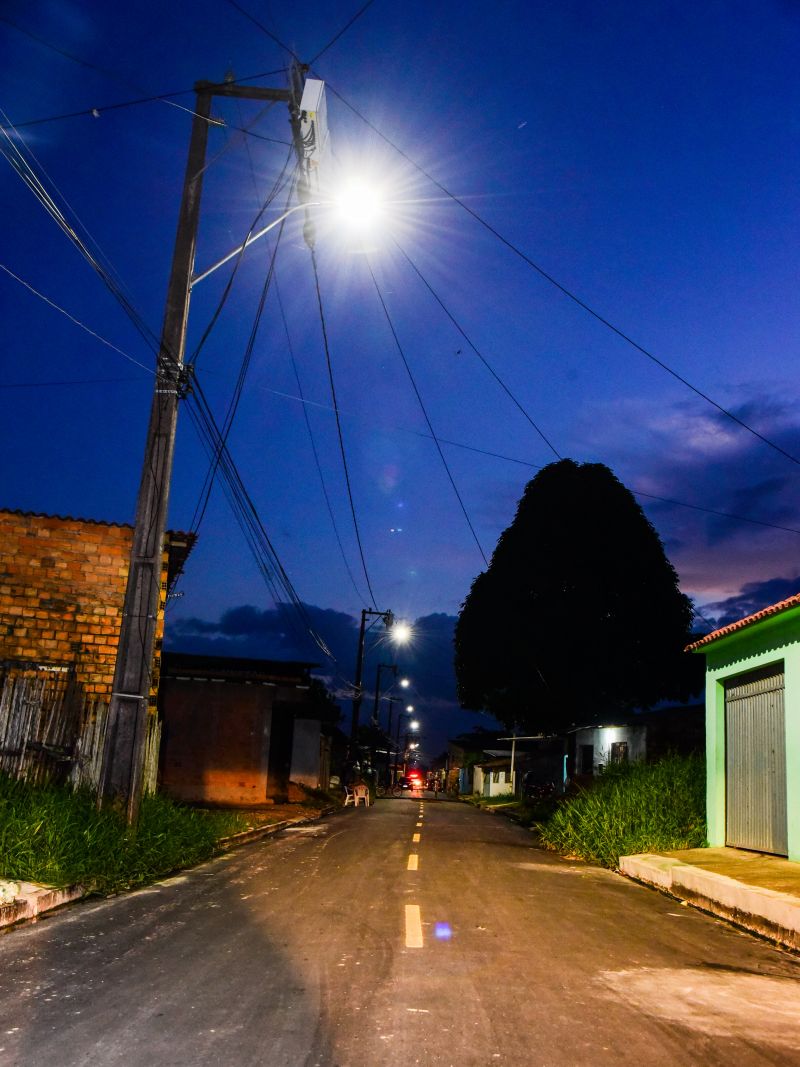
[
  {"left": 0, "top": 15, "right": 290, "bottom": 143},
  {"left": 309, "top": 246, "right": 379, "bottom": 608},
  {"left": 189, "top": 146, "right": 296, "bottom": 365},
  {"left": 309, "top": 0, "right": 378, "bottom": 64},
  {"left": 365, "top": 255, "right": 489, "bottom": 568},
  {"left": 237, "top": 383, "right": 800, "bottom": 540},
  {"left": 190, "top": 187, "right": 291, "bottom": 533},
  {"left": 185, "top": 373, "right": 341, "bottom": 668},
  {"left": 0, "top": 69, "right": 291, "bottom": 131},
  {"left": 0, "top": 115, "right": 163, "bottom": 359},
  {"left": 321, "top": 81, "right": 800, "bottom": 470},
  {"left": 222, "top": 0, "right": 300, "bottom": 62},
  {"left": 391, "top": 238, "right": 562, "bottom": 461},
  {"left": 0, "top": 262, "right": 155, "bottom": 373},
  {"left": 274, "top": 274, "right": 369, "bottom": 605}
]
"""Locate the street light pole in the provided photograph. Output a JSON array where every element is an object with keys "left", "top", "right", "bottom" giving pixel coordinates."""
[
  {"left": 349, "top": 608, "right": 399, "bottom": 759},
  {"left": 99, "top": 72, "right": 317, "bottom": 824}
]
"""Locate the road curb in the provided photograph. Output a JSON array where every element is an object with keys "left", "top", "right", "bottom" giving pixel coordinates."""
[
  {"left": 0, "top": 881, "right": 86, "bottom": 931},
  {"left": 620, "top": 852, "right": 800, "bottom": 952},
  {"left": 217, "top": 806, "right": 335, "bottom": 849},
  {"left": 0, "top": 806, "right": 337, "bottom": 933}
]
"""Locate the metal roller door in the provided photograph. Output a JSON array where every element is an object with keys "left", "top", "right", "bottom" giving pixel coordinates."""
[{"left": 725, "top": 667, "right": 787, "bottom": 855}]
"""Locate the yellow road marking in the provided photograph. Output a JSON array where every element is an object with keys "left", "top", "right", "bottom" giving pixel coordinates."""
[
  {"left": 412, "top": 832, "right": 421, "bottom": 843},
  {"left": 407, "top": 854, "right": 419, "bottom": 871},
  {"left": 416, "top": 821, "right": 423, "bottom": 827},
  {"left": 405, "top": 904, "right": 423, "bottom": 948}
]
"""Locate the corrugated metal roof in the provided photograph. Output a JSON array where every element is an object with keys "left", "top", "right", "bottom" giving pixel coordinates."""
[{"left": 686, "top": 591, "right": 800, "bottom": 651}]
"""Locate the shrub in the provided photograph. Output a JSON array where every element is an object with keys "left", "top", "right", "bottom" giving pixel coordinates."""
[{"left": 536, "top": 754, "right": 706, "bottom": 868}]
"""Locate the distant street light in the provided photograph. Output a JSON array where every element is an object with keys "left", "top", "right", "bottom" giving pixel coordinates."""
[{"left": 350, "top": 609, "right": 411, "bottom": 759}]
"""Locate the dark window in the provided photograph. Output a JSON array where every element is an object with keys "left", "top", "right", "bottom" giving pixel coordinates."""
[{"left": 610, "top": 740, "right": 629, "bottom": 763}]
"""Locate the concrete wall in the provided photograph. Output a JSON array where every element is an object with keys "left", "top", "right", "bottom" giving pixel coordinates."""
[
  {"left": 290, "top": 718, "right": 322, "bottom": 789},
  {"left": 159, "top": 678, "right": 273, "bottom": 805},
  {"left": 573, "top": 724, "right": 646, "bottom": 775},
  {"left": 485, "top": 768, "right": 513, "bottom": 797},
  {"left": 698, "top": 609, "right": 800, "bottom": 862}
]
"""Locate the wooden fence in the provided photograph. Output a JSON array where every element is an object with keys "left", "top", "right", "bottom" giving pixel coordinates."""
[{"left": 0, "top": 660, "right": 160, "bottom": 794}]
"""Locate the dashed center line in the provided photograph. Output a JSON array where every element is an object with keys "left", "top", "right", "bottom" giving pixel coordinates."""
[
  {"left": 416, "top": 821, "right": 423, "bottom": 828},
  {"left": 407, "top": 854, "right": 419, "bottom": 871},
  {"left": 412, "top": 832, "right": 421, "bottom": 843},
  {"left": 405, "top": 904, "right": 423, "bottom": 948}
]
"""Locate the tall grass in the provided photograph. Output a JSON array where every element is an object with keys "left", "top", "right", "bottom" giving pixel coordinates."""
[
  {"left": 537, "top": 754, "right": 706, "bottom": 868},
  {"left": 0, "top": 773, "right": 249, "bottom": 894}
]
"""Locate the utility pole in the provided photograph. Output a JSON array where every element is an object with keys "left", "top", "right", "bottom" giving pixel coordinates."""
[
  {"left": 349, "top": 608, "right": 396, "bottom": 759},
  {"left": 99, "top": 67, "right": 322, "bottom": 824}
]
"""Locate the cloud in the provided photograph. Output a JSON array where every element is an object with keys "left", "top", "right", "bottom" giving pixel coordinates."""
[
  {"left": 699, "top": 574, "right": 800, "bottom": 629},
  {"left": 165, "top": 603, "right": 496, "bottom": 755},
  {"left": 571, "top": 391, "right": 800, "bottom": 606}
]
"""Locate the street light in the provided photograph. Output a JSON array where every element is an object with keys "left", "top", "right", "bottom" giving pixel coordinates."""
[
  {"left": 99, "top": 66, "right": 328, "bottom": 824},
  {"left": 349, "top": 609, "right": 410, "bottom": 760}
]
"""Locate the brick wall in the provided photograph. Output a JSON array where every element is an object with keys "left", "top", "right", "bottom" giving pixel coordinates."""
[{"left": 0, "top": 510, "right": 135, "bottom": 697}]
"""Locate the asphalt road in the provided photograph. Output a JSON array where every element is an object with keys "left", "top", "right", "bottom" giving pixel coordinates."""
[{"left": 2, "top": 796, "right": 800, "bottom": 1067}]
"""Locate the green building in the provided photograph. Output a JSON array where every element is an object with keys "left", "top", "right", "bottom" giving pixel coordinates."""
[{"left": 689, "top": 594, "right": 800, "bottom": 862}]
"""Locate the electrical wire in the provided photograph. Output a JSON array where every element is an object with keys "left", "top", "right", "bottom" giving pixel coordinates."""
[
  {"left": 0, "top": 262, "right": 155, "bottom": 373},
  {"left": 185, "top": 374, "right": 341, "bottom": 668},
  {"left": 0, "top": 112, "right": 162, "bottom": 360},
  {"left": 234, "top": 377, "right": 800, "bottom": 540},
  {"left": 189, "top": 191, "right": 289, "bottom": 532},
  {"left": 391, "top": 238, "right": 562, "bottom": 461},
  {"left": 309, "top": 0, "right": 377, "bottom": 64},
  {"left": 222, "top": 0, "right": 300, "bottom": 62},
  {"left": 189, "top": 145, "right": 296, "bottom": 365},
  {"left": 274, "top": 274, "right": 369, "bottom": 604},
  {"left": 365, "top": 255, "right": 489, "bottom": 568},
  {"left": 309, "top": 246, "right": 380, "bottom": 608},
  {"left": 0, "top": 15, "right": 290, "bottom": 144},
  {"left": 0, "top": 70, "right": 288, "bottom": 131},
  {"left": 321, "top": 81, "right": 800, "bottom": 470}
]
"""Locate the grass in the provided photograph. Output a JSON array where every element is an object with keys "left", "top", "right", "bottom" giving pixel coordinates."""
[
  {"left": 0, "top": 773, "right": 251, "bottom": 894},
  {"left": 536, "top": 754, "right": 706, "bottom": 868}
]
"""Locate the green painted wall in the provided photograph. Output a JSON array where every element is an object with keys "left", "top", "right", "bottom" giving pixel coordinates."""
[{"left": 696, "top": 606, "right": 800, "bottom": 862}]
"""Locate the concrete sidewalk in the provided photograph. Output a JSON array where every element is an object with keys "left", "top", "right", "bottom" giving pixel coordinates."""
[{"left": 620, "top": 847, "right": 800, "bottom": 951}]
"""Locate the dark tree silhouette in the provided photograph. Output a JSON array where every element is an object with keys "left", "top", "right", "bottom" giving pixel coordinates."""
[{"left": 454, "top": 459, "right": 699, "bottom": 732}]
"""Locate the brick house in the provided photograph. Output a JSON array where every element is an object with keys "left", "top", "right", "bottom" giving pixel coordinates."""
[{"left": 0, "top": 509, "right": 193, "bottom": 787}]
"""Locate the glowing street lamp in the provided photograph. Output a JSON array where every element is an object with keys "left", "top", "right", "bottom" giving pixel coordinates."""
[{"left": 350, "top": 608, "right": 410, "bottom": 759}]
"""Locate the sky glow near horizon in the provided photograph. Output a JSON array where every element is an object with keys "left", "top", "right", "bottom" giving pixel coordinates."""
[{"left": 2, "top": 1, "right": 800, "bottom": 748}]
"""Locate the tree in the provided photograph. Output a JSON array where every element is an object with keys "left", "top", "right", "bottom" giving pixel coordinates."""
[{"left": 454, "top": 459, "right": 699, "bottom": 733}]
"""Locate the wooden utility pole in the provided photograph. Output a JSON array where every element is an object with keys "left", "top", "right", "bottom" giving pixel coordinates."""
[{"left": 99, "top": 71, "right": 313, "bottom": 824}]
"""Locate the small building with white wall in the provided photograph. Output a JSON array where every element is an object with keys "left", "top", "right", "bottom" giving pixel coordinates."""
[
  {"left": 688, "top": 593, "right": 800, "bottom": 861},
  {"left": 473, "top": 752, "right": 513, "bottom": 797}
]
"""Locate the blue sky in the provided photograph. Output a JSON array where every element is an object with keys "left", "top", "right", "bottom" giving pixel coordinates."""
[{"left": 3, "top": 1, "right": 800, "bottom": 750}]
